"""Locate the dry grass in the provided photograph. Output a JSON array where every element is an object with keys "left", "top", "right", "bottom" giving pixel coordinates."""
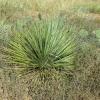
[{"left": 0, "top": 0, "right": 100, "bottom": 100}]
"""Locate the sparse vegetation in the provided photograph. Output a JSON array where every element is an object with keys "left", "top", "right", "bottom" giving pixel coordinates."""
[{"left": 0, "top": 0, "right": 100, "bottom": 100}]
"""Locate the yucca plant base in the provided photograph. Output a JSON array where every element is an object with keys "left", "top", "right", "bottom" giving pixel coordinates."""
[{"left": 21, "top": 69, "right": 67, "bottom": 100}]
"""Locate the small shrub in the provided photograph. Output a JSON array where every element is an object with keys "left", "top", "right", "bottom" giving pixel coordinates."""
[{"left": 5, "top": 17, "right": 77, "bottom": 74}]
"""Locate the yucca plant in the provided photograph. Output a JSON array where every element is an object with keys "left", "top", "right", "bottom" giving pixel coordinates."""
[{"left": 6, "top": 17, "right": 77, "bottom": 74}]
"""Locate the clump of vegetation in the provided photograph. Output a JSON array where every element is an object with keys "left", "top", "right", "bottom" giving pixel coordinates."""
[
  {"left": 5, "top": 17, "right": 77, "bottom": 73},
  {"left": 2, "top": 17, "right": 78, "bottom": 99}
]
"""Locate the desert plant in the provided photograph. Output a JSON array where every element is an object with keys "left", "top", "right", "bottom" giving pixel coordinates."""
[
  {"left": 2, "top": 17, "right": 77, "bottom": 100},
  {"left": 5, "top": 17, "right": 77, "bottom": 74}
]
